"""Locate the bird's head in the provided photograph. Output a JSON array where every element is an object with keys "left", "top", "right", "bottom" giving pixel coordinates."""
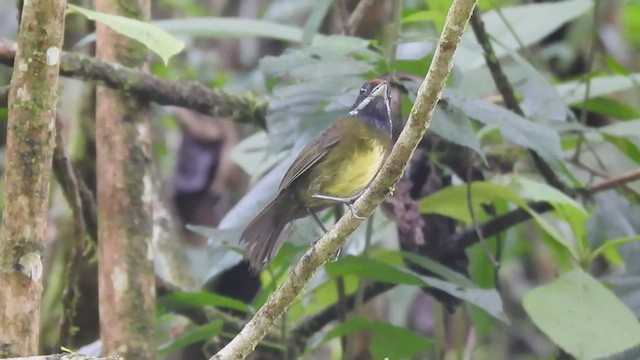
[{"left": 349, "top": 79, "right": 392, "bottom": 132}]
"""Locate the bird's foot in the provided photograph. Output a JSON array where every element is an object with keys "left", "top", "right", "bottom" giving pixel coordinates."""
[
  {"left": 311, "top": 194, "right": 365, "bottom": 220},
  {"left": 332, "top": 246, "right": 342, "bottom": 262}
]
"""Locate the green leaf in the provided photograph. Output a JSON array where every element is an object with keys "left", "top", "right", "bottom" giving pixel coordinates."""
[
  {"left": 302, "top": 0, "right": 332, "bottom": 45},
  {"left": 155, "top": 17, "right": 322, "bottom": 43},
  {"left": 419, "top": 181, "right": 523, "bottom": 223},
  {"left": 419, "top": 181, "right": 580, "bottom": 260},
  {"left": 158, "top": 291, "right": 251, "bottom": 313},
  {"left": 601, "top": 133, "right": 640, "bottom": 165},
  {"left": 432, "top": 106, "right": 486, "bottom": 163},
  {"left": 417, "top": 274, "right": 509, "bottom": 323},
  {"left": 66, "top": 4, "right": 184, "bottom": 65},
  {"left": 158, "top": 320, "right": 223, "bottom": 355},
  {"left": 443, "top": 89, "right": 565, "bottom": 171},
  {"left": 523, "top": 270, "right": 640, "bottom": 359},
  {"left": 325, "top": 256, "right": 423, "bottom": 286},
  {"left": 574, "top": 97, "right": 640, "bottom": 120},
  {"left": 401, "top": 10, "right": 442, "bottom": 24},
  {"left": 514, "top": 176, "right": 586, "bottom": 214},
  {"left": 74, "top": 17, "right": 328, "bottom": 49},
  {"left": 485, "top": 0, "right": 592, "bottom": 47},
  {"left": 557, "top": 74, "right": 640, "bottom": 105},
  {"left": 599, "top": 120, "right": 640, "bottom": 139},
  {"left": 457, "top": 0, "right": 593, "bottom": 70},
  {"left": 321, "top": 317, "right": 433, "bottom": 359},
  {"left": 399, "top": 251, "right": 475, "bottom": 287},
  {"left": 589, "top": 236, "right": 640, "bottom": 264}
]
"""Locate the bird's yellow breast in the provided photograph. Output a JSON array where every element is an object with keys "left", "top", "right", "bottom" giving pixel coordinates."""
[{"left": 322, "top": 141, "right": 386, "bottom": 197}]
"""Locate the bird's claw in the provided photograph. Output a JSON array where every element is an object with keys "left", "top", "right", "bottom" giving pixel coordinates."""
[
  {"left": 311, "top": 194, "right": 365, "bottom": 220},
  {"left": 346, "top": 203, "right": 365, "bottom": 220}
]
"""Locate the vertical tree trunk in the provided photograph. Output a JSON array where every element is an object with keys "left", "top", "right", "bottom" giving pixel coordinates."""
[
  {"left": 0, "top": 0, "right": 66, "bottom": 356},
  {"left": 95, "top": 0, "right": 155, "bottom": 359}
]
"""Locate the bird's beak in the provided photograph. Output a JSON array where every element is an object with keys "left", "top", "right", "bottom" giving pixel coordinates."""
[{"left": 370, "top": 81, "right": 388, "bottom": 99}]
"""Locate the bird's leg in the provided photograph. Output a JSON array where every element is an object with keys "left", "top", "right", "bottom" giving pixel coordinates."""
[
  {"left": 306, "top": 208, "right": 341, "bottom": 261},
  {"left": 308, "top": 208, "right": 328, "bottom": 233},
  {"left": 311, "top": 194, "right": 365, "bottom": 220}
]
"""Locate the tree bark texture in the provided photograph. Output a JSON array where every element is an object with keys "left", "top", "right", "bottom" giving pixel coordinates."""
[
  {"left": 0, "top": 0, "right": 66, "bottom": 357},
  {"left": 95, "top": 0, "right": 155, "bottom": 359}
]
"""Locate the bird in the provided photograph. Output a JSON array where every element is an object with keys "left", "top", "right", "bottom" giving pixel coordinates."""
[{"left": 240, "top": 79, "right": 393, "bottom": 271}]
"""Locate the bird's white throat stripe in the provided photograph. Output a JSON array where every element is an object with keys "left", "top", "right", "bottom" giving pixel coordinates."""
[{"left": 349, "top": 95, "right": 374, "bottom": 115}]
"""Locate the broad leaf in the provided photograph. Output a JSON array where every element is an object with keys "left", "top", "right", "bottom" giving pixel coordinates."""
[
  {"left": 66, "top": 4, "right": 184, "bottom": 64},
  {"left": 457, "top": 0, "right": 593, "bottom": 70},
  {"left": 524, "top": 270, "right": 640, "bottom": 359},
  {"left": 557, "top": 74, "right": 640, "bottom": 105},
  {"left": 158, "top": 320, "right": 223, "bottom": 355},
  {"left": 326, "top": 256, "right": 423, "bottom": 286},
  {"left": 321, "top": 317, "right": 433, "bottom": 359},
  {"left": 419, "top": 181, "right": 580, "bottom": 259},
  {"left": 602, "top": 133, "right": 640, "bottom": 165},
  {"left": 158, "top": 291, "right": 251, "bottom": 313},
  {"left": 443, "top": 89, "right": 565, "bottom": 171}
]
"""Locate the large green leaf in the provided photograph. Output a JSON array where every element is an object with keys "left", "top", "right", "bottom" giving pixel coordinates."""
[
  {"left": 433, "top": 103, "right": 486, "bottom": 163},
  {"left": 419, "top": 181, "right": 521, "bottom": 223},
  {"left": 523, "top": 270, "right": 640, "bottom": 359},
  {"left": 155, "top": 17, "right": 322, "bottom": 43},
  {"left": 457, "top": 0, "right": 593, "bottom": 70},
  {"left": 442, "top": 89, "right": 565, "bottom": 171},
  {"left": 398, "top": 79, "right": 485, "bottom": 159},
  {"left": 417, "top": 274, "right": 509, "bottom": 323},
  {"left": 326, "top": 256, "right": 423, "bottom": 286},
  {"left": 320, "top": 317, "right": 433, "bottom": 359},
  {"left": 158, "top": 291, "right": 251, "bottom": 313},
  {"left": 419, "top": 180, "right": 582, "bottom": 260},
  {"left": 158, "top": 320, "right": 223, "bottom": 355},
  {"left": 601, "top": 133, "right": 640, "bottom": 165},
  {"left": 302, "top": 0, "right": 332, "bottom": 45},
  {"left": 557, "top": 74, "right": 640, "bottom": 105},
  {"left": 66, "top": 4, "right": 184, "bottom": 64},
  {"left": 400, "top": 251, "right": 475, "bottom": 287}
]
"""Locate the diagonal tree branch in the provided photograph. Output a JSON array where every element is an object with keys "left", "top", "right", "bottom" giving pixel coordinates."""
[
  {"left": 210, "top": 1, "right": 478, "bottom": 359},
  {"left": 0, "top": 38, "right": 267, "bottom": 128}
]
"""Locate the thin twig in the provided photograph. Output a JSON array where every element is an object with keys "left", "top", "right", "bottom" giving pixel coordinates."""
[
  {"left": 588, "top": 169, "right": 640, "bottom": 193},
  {"left": 291, "top": 282, "right": 395, "bottom": 343},
  {"left": 465, "top": 171, "right": 498, "bottom": 267},
  {"left": 462, "top": 327, "right": 477, "bottom": 360},
  {"left": 53, "top": 117, "right": 90, "bottom": 346},
  {"left": 346, "top": 0, "right": 375, "bottom": 35},
  {"left": 0, "top": 38, "right": 267, "bottom": 128},
  {"left": 332, "top": 207, "right": 348, "bottom": 357},
  {"left": 211, "top": 1, "right": 478, "bottom": 358},
  {"left": 570, "top": 159, "right": 640, "bottom": 197},
  {"left": 51, "top": 122, "right": 98, "bottom": 243},
  {"left": 573, "top": 0, "right": 602, "bottom": 161},
  {"left": 336, "top": 0, "right": 351, "bottom": 35}
]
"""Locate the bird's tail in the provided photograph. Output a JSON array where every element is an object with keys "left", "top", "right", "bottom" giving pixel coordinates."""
[{"left": 240, "top": 194, "right": 296, "bottom": 271}]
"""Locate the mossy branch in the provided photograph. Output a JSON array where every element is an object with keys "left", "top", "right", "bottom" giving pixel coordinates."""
[
  {"left": 0, "top": 38, "right": 267, "bottom": 128},
  {"left": 210, "top": 1, "right": 478, "bottom": 359}
]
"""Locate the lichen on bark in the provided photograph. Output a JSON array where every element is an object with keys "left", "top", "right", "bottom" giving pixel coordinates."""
[
  {"left": 95, "top": 0, "right": 156, "bottom": 359},
  {"left": 0, "top": 0, "right": 67, "bottom": 356}
]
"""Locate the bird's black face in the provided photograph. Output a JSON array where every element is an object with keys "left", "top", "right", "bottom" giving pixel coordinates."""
[{"left": 349, "top": 80, "right": 392, "bottom": 134}]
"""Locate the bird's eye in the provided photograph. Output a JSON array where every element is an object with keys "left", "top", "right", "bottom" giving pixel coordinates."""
[{"left": 359, "top": 87, "right": 367, "bottom": 95}]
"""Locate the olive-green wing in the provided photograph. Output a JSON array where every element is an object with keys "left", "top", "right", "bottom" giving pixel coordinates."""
[{"left": 278, "top": 120, "right": 344, "bottom": 192}]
